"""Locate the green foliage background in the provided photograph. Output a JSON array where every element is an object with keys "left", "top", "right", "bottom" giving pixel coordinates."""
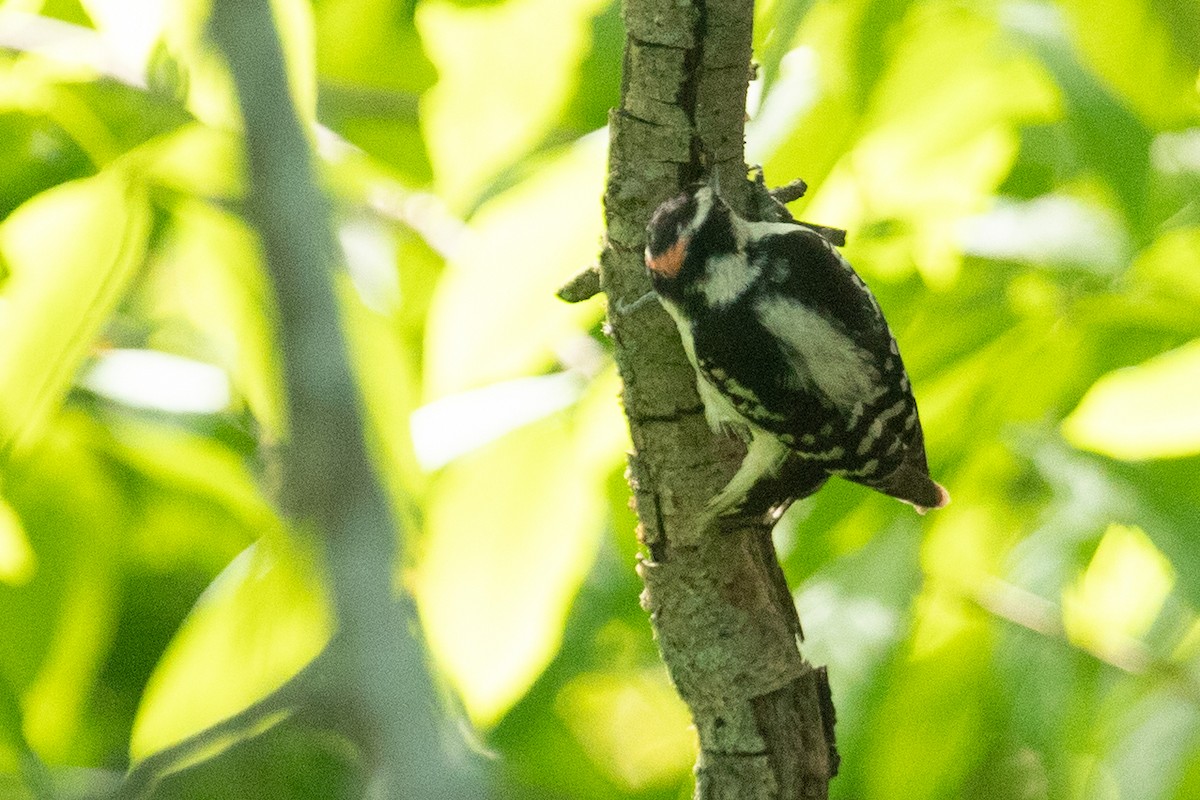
[{"left": 1, "top": 0, "right": 1199, "bottom": 797}]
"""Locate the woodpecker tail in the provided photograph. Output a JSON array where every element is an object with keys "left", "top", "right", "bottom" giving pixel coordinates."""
[
  {"left": 854, "top": 463, "right": 950, "bottom": 514},
  {"left": 853, "top": 416, "right": 949, "bottom": 514}
]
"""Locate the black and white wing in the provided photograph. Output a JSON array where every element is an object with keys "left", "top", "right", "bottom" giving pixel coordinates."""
[{"left": 740, "top": 224, "right": 946, "bottom": 510}]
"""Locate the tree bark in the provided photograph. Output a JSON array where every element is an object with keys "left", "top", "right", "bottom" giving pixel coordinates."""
[{"left": 598, "top": 0, "right": 838, "bottom": 796}]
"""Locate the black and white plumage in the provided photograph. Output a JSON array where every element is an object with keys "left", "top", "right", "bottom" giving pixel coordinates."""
[{"left": 644, "top": 185, "right": 949, "bottom": 519}]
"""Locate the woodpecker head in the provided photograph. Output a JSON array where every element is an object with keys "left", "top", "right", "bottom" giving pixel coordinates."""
[
  {"left": 645, "top": 185, "right": 742, "bottom": 304},
  {"left": 643, "top": 187, "right": 744, "bottom": 311}
]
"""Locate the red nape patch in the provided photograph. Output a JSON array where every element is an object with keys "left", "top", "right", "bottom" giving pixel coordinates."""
[{"left": 647, "top": 235, "right": 688, "bottom": 278}]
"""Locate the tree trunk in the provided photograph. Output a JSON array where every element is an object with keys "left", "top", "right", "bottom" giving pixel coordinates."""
[{"left": 597, "top": 0, "right": 839, "bottom": 796}]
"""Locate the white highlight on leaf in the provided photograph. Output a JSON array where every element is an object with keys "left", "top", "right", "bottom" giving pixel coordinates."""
[
  {"left": 80, "top": 349, "right": 231, "bottom": 414},
  {"left": 410, "top": 372, "right": 584, "bottom": 470},
  {"left": 958, "top": 195, "right": 1129, "bottom": 272},
  {"left": 746, "top": 46, "right": 821, "bottom": 162}
]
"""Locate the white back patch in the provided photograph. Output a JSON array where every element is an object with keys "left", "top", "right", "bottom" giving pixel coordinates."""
[
  {"left": 755, "top": 295, "right": 885, "bottom": 412},
  {"left": 698, "top": 253, "right": 759, "bottom": 308},
  {"left": 686, "top": 188, "right": 715, "bottom": 236}
]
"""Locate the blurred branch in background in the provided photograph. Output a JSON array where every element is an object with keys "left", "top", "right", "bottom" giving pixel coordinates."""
[{"left": 196, "top": 0, "right": 481, "bottom": 797}]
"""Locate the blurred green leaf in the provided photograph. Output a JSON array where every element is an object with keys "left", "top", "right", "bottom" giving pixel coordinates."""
[
  {"left": 313, "top": 0, "right": 435, "bottom": 182},
  {"left": 0, "top": 671, "right": 28, "bottom": 775},
  {"left": 0, "top": 411, "right": 125, "bottom": 762},
  {"left": 415, "top": 371, "right": 623, "bottom": 727},
  {"left": 753, "top": 0, "right": 818, "bottom": 89},
  {"left": 40, "top": 0, "right": 94, "bottom": 28},
  {"left": 95, "top": 415, "right": 276, "bottom": 548},
  {"left": 151, "top": 719, "right": 367, "bottom": 800},
  {"left": 1058, "top": 0, "right": 1200, "bottom": 128},
  {"left": 1062, "top": 524, "right": 1174, "bottom": 658},
  {"left": 462, "top": 0, "right": 621, "bottom": 211},
  {"left": 0, "top": 111, "right": 93, "bottom": 218},
  {"left": 424, "top": 134, "right": 605, "bottom": 396},
  {"left": 555, "top": 667, "right": 695, "bottom": 791},
  {"left": 1004, "top": 2, "right": 1154, "bottom": 235},
  {"left": 419, "top": 0, "right": 612, "bottom": 208},
  {"left": 847, "top": 0, "right": 919, "bottom": 109},
  {"left": 854, "top": 603, "right": 996, "bottom": 800},
  {"left": 130, "top": 536, "right": 332, "bottom": 761},
  {"left": 1064, "top": 338, "right": 1200, "bottom": 461},
  {"left": 0, "top": 0, "right": 1198, "bottom": 795},
  {"left": 141, "top": 123, "right": 241, "bottom": 200},
  {"left": 139, "top": 196, "right": 284, "bottom": 437},
  {"left": 0, "top": 169, "right": 151, "bottom": 461},
  {"left": 552, "top": 0, "right": 620, "bottom": 139},
  {"left": 0, "top": 496, "right": 35, "bottom": 587}
]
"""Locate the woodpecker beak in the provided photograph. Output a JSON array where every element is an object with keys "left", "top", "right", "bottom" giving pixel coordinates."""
[{"left": 646, "top": 235, "right": 688, "bottom": 279}]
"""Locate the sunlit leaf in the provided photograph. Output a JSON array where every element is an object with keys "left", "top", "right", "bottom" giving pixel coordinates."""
[
  {"left": 796, "top": 7, "right": 1056, "bottom": 284},
  {"left": 36, "top": 1, "right": 94, "bottom": 28},
  {"left": 142, "top": 122, "right": 242, "bottom": 200},
  {"left": 415, "top": 371, "right": 623, "bottom": 727},
  {"left": 1062, "top": 524, "right": 1173, "bottom": 663},
  {"left": 130, "top": 536, "right": 332, "bottom": 760},
  {"left": 0, "top": 496, "right": 35, "bottom": 587},
  {"left": 555, "top": 668, "right": 695, "bottom": 791},
  {"left": 1056, "top": 0, "right": 1200, "bottom": 129},
  {"left": 550, "top": 0, "right": 620, "bottom": 141},
  {"left": 332, "top": 215, "right": 446, "bottom": 514},
  {"left": 95, "top": 415, "right": 276, "bottom": 546},
  {"left": 1126, "top": 225, "right": 1200, "bottom": 307},
  {"left": 1004, "top": 2, "right": 1154, "bottom": 232},
  {"left": 141, "top": 197, "right": 284, "bottom": 437},
  {"left": 158, "top": 0, "right": 316, "bottom": 127},
  {"left": 0, "top": 111, "right": 93, "bottom": 217},
  {"left": 1063, "top": 338, "right": 1200, "bottom": 460},
  {"left": 423, "top": 133, "right": 605, "bottom": 396},
  {"left": 0, "top": 170, "right": 151, "bottom": 459},
  {"left": 0, "top": 412, "right": 124, "bottom": 760},
  {"left": 418, "top": 0, "right": 611, "bottom": 207},
  {"left": 1, "top": 0, "right": 1198, "bottom": 792},
  {"left": 312, "top": 0, "right": 435, "bottom": 182},
  {"left": 0, "top": 13, "right": 191, "bottom": 161}
]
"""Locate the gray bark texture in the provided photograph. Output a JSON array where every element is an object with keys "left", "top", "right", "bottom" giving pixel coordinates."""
[{"left": 597, "top": 0, "right": 839, "bottom": 797}]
